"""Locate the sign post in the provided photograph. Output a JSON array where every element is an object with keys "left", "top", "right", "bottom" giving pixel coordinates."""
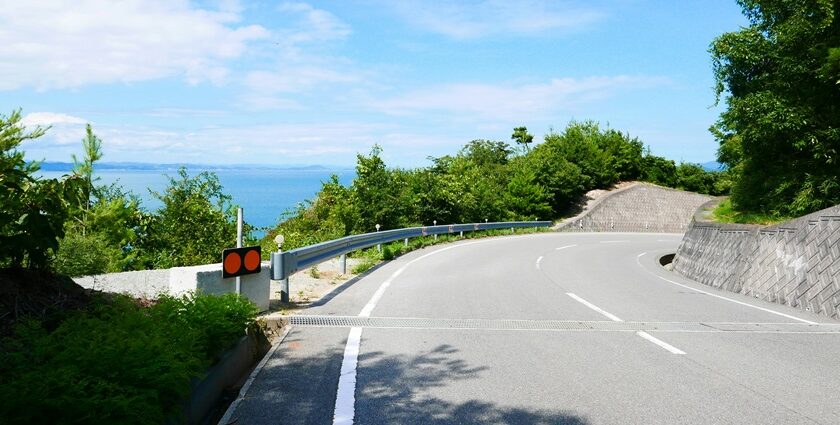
[{"left": 236, "top": 208, "right": 243, "bottom": 295}]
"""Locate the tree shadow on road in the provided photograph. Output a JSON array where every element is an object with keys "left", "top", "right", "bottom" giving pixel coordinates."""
[
  {"left": 229, "top": 329, "right": 590, "bottom": 425},
  {"left": 358, "top": 343, "right": 589, "bottom": 424}
]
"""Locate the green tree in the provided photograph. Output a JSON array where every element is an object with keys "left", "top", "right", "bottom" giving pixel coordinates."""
[
  {"left": 139, "top": 168, "right": 239, "bottom": 268},
  {"left": 503, "top": 165, "right": 552, "bottom": 220},
  {"left": 511, "top": 126, "right": 534, "bottom": 153},
  {"left": 710, "top": 0, "right": 840, "bottom": 215},
  {"left": 352, "top": 145, "right": 403, "bottom": 231},
  {"left": 0, "top": 110, "right": 82, "bottom": 269},
  {"left": 71, "top": 124, "right": 103, "bottom": 213}
]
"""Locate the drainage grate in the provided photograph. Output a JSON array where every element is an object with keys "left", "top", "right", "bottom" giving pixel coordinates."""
[{"left": 288, "top": 316, "right": 840, "bottom": 333}]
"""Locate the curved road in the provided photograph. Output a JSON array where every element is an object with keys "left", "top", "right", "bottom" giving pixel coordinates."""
[{"left": 225, "top": 233, "right": 840, "bottom": 425}]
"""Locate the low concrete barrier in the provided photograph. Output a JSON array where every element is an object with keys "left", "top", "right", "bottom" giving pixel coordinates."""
[{"left": 74, "top": 262, "right": 271, "bottom": 311}]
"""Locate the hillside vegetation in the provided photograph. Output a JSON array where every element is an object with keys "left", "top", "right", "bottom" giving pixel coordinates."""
[
  {"left": 264, "top": 121, "right": 729, "bottom": 250},
  {"left": 711, "top": 0, "right": 840, "bottom": 218}
]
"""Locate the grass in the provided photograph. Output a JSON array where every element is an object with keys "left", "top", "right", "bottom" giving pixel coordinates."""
[{"left": 711, "top": 198, "right": 791, "bottom": 225}]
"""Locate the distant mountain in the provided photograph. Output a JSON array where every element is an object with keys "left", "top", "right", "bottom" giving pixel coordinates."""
[
  {"left": 36, "top": 162, "right": 351, "bottom": 172},
  {"left": 701, "top": 161, "right": 725, "bottom": 172}
]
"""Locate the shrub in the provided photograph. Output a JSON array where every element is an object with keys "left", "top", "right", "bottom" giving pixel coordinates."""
[{"left": 0, "top": 293, "right": 257, "bottom": 424}]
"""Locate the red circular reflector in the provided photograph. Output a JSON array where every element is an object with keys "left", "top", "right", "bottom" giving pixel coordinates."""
[
  {"left": 244, "top": 249, "right": 260, "bottom": 271},
  {"left": 224, "top": 252, "right": 242, "bottom": 275}
]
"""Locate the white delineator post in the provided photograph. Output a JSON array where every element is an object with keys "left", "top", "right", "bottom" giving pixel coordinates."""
[
  {"left": 433, "top": 220, "right": 438, "bottom": 241},
  {"left": 236, "top": 207, "right": 243, "bottom": 295},
  {"left": 376, "top": 224, "right": 381, "bottom": 253}
]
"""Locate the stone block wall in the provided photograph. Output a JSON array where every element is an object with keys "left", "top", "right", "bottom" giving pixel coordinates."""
[
  {"left": 558, "top": 183, "right": 713, "bottom": 233},
  {"left": 673, "top": 205, "right": 840, "bottom": 319}
]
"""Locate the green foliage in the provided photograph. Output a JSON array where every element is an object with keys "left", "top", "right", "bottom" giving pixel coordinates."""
[
  {"left": 0, "top": 110, "right": 82, "bottom": 269},
  {"left": 511, "top": 126, "right": 534, "bottom": 153},
  {"left": 261, "top": 121, "right": 727, "bottom": 253},
  {"left": 712, "top": 198, "right": 790, "bottom": 225},
  {"left": 71, "top": 124, "right": 103, "bottom": 211},
  {"left": 710, "top": 0, "right": 840, "bottom": 216},
  {"left": 0, "top": 293, "right": 257, "bottom": 424},
  {"left": 139, "top": 168, "right": 238, "bottom": 268}
]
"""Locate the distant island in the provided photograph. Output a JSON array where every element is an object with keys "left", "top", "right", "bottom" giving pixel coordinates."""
[{"left": 37, "top": 161, "right": 353, "bottom": 172}]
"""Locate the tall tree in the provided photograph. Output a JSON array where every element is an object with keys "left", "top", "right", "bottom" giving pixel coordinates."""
[
  {"left": 71, "top": 124, "right": 103, "bottom": 212},
  {"left": 710, "top": 0, "right": 840, "bottom": 216},
  {"left": 511, "top": 126, "right": 534, "bottom": 153}
]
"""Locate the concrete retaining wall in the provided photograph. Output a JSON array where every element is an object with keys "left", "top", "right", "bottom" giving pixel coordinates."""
[
  {"left": 673, "top": 204, "right": 840, "bottom": 319},
  {"left": 558, "top": 183, "right": 713, "bottom": 233},
  {"left": 74, "top": 262, "right": 271, "bottom": 311}
]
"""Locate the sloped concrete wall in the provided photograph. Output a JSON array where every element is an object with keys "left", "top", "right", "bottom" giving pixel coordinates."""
[
  {"left": 673, "top": 205, "right": 840, "bottom": 319},
  {"left": 558, "top": 183, "right": 713, "bottom": 233},
  {"left": 74, "top": 262, "right": 271, "bottom": 311}
]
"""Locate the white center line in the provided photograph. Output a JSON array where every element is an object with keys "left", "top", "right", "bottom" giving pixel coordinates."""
[
  {"left": 556, "top": 244, "right": 577, "bottom": 250},
  {"left": 332, "top": 327, "right": 362, "bottom": 425},
  {"left": 536, "top": 256, "right": 544, "bottom": 270},
  {"left": 566, "top": 292, "right": 624, "bottom": 322},
  {"left": 636, "top": 331, "right": 686, "bottom": 354},
  {"left": 566, "top": 292, "right": 686, "bottom": 354}
]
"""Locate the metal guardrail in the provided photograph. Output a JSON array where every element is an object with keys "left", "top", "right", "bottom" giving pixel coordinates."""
[{"left": 270, "top": 221, "right": 552, "bottom": 283}]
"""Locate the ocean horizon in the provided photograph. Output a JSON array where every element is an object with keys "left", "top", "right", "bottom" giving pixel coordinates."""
[{"left": 38, "top": 163, "right": 356, "bottom": 235}]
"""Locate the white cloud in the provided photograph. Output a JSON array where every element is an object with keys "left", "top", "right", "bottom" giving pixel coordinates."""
[
  {"left": 20, "top": 112, "right": 87, "bottom": 127},
  {"left": 383, "top": 0, "right": 605, "bottom": 39},
  {"left": 0, "top": 0, "right": 269, "bottom": 90},
  {"left": 238, "top": 4, "right": 363, "bottom": 110},
  {"left": 369, "top": 76, "right": 671, "bottom": 121},
  {"left": 276, "top": 2, "right": 351, "bottom": 45}
]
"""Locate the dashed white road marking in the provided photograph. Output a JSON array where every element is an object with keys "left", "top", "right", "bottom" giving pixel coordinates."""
[
  {"left": 566, "top": 292, "right": 686, "bottom": 354},
  {"left": 332, "top": 327, "right": 362, "bottom": 425},
  {"left": 636, "top": 331, "right": 686, "bottom": 354},
  {"left": 536, "top": 256, "right": 544, "bottom": 270},
  {"left": 556, "top": 244, "right": 577, "bottom": 250},
  {"left": 566, "top": 292, "right": 624, "bottom": 322}
]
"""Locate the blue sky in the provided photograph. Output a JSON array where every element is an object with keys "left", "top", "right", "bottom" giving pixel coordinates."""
[{"left": 2, "top": 0, "right": 746, "bottom": 167}]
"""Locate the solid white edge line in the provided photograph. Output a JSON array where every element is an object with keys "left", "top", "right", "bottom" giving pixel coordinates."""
[
  {"left": 654, "top": 274, "right": 818, "bottom": 325},
  {"left": 536, "top": 256, "right": 543, "bottom": 270},
  {"left": 635, "top": 252, "right": 817, "bottom": 325},
  {"left": 566, "top": 292, "right": 624, "bottom": 322},
  {"left": 217, "top": 326, "right": 293, "bottom": 425},
  {"left": 333, "top": 327, "right": 363, "bottom": 425},
  {"left": 636, "top": 331, "right": 686, "bottom": 355},
  {"left": 555, "top": 244, "right": 577, "bottom": 250}
]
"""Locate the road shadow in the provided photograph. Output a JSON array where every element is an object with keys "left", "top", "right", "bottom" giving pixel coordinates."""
[{"left": 227, "top": 329, "right": 590, "bottom": 425}]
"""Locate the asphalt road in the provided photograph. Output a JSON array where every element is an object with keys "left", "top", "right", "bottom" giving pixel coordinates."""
[{"left": 224, "top": 232, "right": 840, "bottom": 425}]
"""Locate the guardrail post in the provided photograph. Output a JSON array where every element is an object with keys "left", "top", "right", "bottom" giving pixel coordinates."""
[
  {"left": 339, "top": 253, "right": 347, "bottom": 275},
  {"left": 272, "top": 235, "right": 290, "bottom": 303},
  {"left": 459, "top": 230, "right": 463, "bottom": 238},
  {"left": 433, "top": 220, "right": 438, "bottom": 241},
  {"left": 511, "top": 227, "right": 514, "bottom": 234},
  {"left": 270, "top": 250, "right": 289, "bottom": 303}
]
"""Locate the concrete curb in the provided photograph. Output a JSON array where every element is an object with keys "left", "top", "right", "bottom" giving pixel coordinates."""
[
  {"left": 217, "top": 324, "right": 293, "bottom": 425},
  {"left": 182, "top": 327, "right": 271, "bottom": 425}
]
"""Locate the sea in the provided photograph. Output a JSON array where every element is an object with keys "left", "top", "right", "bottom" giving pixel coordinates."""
[{"left": 38, "top": 167, "right": 355, "bottom": 235}]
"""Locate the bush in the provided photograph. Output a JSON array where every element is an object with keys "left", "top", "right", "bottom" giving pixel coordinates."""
[
  {"left": 351, "top": 258, "right": 377, "bottom": 274},
  {"left": 52, "top": 232, "right": 122, "bottom": 277},
  {"left": 0, "top": 293, "right": 257, "bottom": 424}
]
